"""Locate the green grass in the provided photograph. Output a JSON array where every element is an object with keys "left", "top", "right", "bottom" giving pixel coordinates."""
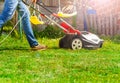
[{"left": 0, "top": 36, "right": 120, "bottom": 83}]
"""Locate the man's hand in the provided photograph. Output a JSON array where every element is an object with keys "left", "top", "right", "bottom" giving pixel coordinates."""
[{"left": 32, "top": 0, "right": 37, "bottom": 3}]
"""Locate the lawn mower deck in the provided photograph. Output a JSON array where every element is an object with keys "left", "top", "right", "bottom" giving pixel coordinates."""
[{"left": 59, "top": 31, "right": 103, "bottom": 50}]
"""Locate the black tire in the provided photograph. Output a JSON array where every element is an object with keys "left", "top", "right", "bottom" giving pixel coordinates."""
[
  {"left": 59, "top": 38, "right": 64, "bottom": 48},
  {"left": 59, "top": 34, "right": 73, "bottom": 48},
  {"left": 99, "top": 43, "right": 103, "bottom": 48},
  {"left": 59, "top": 34, "right": 82, "bottom": 50}
]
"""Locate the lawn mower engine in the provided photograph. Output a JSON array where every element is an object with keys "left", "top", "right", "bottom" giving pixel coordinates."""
[{"left": 59, "top": 23, "right": 104, "bottom": 50}]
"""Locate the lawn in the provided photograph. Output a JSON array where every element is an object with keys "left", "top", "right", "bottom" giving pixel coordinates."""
[{"left": 0, "top": 36, "right": 120, "bottom": 83}]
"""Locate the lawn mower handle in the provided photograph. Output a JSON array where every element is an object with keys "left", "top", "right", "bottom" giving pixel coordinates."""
[{"left": 22, "top": 0, "right": 81, "bottom": 35}]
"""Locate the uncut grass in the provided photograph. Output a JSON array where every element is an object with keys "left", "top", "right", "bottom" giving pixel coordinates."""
[{"left": 0, "top": 36, "right": 120, "bottom": 83}]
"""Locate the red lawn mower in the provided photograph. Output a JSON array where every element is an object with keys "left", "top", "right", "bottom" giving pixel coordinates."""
[{"left": 23, "top": 0, "right": 103, "bottom": 50}]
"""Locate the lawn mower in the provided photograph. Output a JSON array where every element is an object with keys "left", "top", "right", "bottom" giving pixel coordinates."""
[{"left": 23, "top": 0, "right": 104, "bottom": 50}]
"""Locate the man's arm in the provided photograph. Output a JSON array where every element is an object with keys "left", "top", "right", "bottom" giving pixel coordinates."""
[
  {"left": 32, "top": 0, "right": 37, "bottom": 3},
  {"left": 32, "top": 0, "right": 42, "bottom": 3}
]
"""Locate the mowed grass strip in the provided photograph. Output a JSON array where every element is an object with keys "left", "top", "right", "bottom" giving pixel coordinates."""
[{"left": 0, "top": 36, "right": 120, "bottom": 83}]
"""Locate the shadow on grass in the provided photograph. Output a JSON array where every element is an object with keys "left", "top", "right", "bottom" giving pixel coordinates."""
[
  {"left": 0, "top": 46, "right": 30, "bottom": 51},
  {"left": 0, "top": 46, "right": 60, "bottom": 51},
  {"left": 48, "top": 46, "right": 60, "bottom": 49}
]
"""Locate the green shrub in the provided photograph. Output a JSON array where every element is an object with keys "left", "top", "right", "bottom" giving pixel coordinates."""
[
  {"left": 110, "top": 35, "right": 120, "bottom": 44},
  {"left": 33, "top": 25, "right": 64, "bottom": 39},
  {"left": 2, "top": 26, "right": 19, "bottom": 38},
  {"left": 1, "top": 21, "right": 19, "bottom": 38}
]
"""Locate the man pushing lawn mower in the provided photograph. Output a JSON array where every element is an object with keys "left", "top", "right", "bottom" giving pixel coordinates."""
[
  {"left": 0, "top": 0, "right": 47, "bottom": 51},
  {"left": 0, "top": 0, "right": 103, "bottom": 50}
]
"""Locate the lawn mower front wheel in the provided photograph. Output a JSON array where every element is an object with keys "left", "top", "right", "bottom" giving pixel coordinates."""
[
  {"left": 70, "top": 38, "right": 82, "bottom": 50},
  {"left": 59, "top": 34, "right": 82, "bottom": 50}
]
